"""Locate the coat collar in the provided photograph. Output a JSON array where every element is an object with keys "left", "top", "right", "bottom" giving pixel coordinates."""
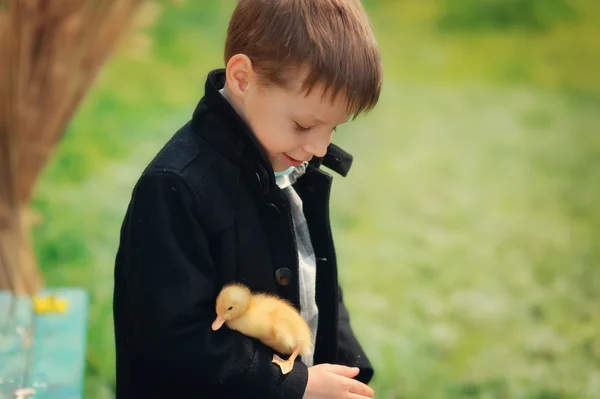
[
  {"left": 191, "top": 69, "right": 353, "bottom": 194},
  {"left": 191, "top": 69, "right": 275, "bottom": 193}
]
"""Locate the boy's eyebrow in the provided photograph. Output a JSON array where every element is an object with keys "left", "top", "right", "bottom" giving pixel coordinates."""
[
  {"left": 297, "top": 113, "right": 348, "bottom": 126},
  {"left": 294, "top": 113, "right": 325, "bottom": 124}
]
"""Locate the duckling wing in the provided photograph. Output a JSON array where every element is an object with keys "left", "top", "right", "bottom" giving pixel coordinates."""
[
  {"left": 265, "top": 298, "right": 313, "bottom": 356},
  {"left": 268, "top": 313, "right": 297, "bottom": 354}
]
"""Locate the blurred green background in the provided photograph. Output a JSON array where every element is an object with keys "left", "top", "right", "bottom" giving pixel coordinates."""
[{"left": 29, "top": 0, "right": 600, "bottom": 398}]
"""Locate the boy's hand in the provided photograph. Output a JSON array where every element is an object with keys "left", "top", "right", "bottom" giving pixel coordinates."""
[{"left": 304, "top": 364, "right": 374, "bottom": 399}]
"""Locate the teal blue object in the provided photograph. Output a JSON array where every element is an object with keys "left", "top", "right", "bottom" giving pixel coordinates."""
[
  {"left": 0, "top": 292, "right": 32, "bottom": 397},
  {"left": 0, "top": 288, "right": 89, "bottom": 399},
  {"left": 274, "top": 166, "right": 295, "bottom": 177}
]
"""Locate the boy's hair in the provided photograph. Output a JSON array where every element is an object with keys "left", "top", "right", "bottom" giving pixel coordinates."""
[{"left": 225, "top": 0, "right": 382, "bottom": 118}]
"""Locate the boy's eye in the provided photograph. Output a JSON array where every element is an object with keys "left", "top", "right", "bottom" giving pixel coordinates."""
[{"left": 294, "top": 122, "right": 311, "bottom": 132}]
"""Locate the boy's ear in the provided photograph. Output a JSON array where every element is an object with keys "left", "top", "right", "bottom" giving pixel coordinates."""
[{"left": 225, "top": 54, "right": 255, "bottom": 98}]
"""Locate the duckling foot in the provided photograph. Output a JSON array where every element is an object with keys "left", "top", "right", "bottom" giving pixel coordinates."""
[
  {"left": 272, "top": 346, "right": 301, "bottom": 375},
  {"left": 272, "top": 354, "right": 294, "bottom": 374}
]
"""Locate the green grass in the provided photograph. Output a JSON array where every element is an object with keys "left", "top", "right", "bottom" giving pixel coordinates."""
[
  {"left": 29, "top": 1, "right": 600, "bottom": 398},
  {"left": 333, "top": 83, "right": 600, "bottom": 398}
]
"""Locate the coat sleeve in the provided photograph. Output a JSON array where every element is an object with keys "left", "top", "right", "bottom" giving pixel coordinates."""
[
  {"left": 337, "top": 285, "right": 374, "bottom": 384},
  {"left": 120, "top": 171, "right": 308, "bottom": 398}
]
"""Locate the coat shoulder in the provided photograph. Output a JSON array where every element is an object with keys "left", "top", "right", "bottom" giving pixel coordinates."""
[{"left": 140, "top": 121, "right": 240, "bottom": 233}]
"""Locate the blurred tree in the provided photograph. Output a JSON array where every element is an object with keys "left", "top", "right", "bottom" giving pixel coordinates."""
[{"left": 0, "top": 0, "right": 142, "bottom": 295}]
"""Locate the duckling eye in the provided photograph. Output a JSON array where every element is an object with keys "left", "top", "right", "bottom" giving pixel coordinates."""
[{"left": 228, "top": 306, "right": 233, "bottom": 311}]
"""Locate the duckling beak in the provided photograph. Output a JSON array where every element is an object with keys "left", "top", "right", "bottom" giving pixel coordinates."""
[{"left": 211, "top": 315, "right": 226, "bottom": 331}]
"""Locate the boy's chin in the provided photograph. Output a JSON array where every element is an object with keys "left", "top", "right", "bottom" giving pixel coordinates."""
[{"left": 271, "top": 160, "right": 292, "bottom": 173}]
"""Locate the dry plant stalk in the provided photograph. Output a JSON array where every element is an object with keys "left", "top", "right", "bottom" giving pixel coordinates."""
[{"left": 0, "top": 0, "right": 143, "bottom": 294}]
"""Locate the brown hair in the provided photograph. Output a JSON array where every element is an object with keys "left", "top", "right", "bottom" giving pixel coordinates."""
[{"left": 224, "top": 0, "right": 382, "bottom": 118}]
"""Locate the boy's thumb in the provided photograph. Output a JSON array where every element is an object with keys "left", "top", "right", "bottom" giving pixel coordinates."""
[{"left": 326, "top": 364, "right": 360, "bottom": 377}]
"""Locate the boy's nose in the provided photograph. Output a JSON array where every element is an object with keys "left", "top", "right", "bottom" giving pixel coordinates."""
[
  {"left": 308, "top": 143, "right": 328, "bottom": 158},
  {"left": 304, "top": 132, "right": 332, "bottom": 158}
]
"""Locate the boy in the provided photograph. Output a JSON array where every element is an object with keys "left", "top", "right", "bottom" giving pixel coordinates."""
[{"left": 112, "top": 0, "right": 382, "bottom": 398}]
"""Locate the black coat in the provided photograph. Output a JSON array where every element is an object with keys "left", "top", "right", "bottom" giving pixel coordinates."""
[{"left": 113, "top": 69, "right": 373, "bottom": 399}]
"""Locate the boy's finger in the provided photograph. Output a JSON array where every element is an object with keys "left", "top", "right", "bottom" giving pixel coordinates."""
[
  {"left": 324, "top": 364, "right": 360, "bottom": 377},
  {"left": 349, "top": 380, "right": 374, "bottom": 398},
  {"left": 348, "top": 394, "right": 375, "bottom": 399}
]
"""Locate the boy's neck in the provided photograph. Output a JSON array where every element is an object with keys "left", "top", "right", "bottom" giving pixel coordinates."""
[{"left": 220, "top": 83, "right": 300, "bottom": 179}]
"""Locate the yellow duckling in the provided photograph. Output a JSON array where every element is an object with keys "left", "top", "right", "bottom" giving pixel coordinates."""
[{"left": 212, "top": 283, "right": 314, "bottom": 374}]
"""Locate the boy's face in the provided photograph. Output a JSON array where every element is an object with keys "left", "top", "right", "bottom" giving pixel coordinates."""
[{"left": 224, "top": 57, "right": 351, "bottom": 172}]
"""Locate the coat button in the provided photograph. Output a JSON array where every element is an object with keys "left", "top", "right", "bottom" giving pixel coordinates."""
[
  {"left": 266, "top": 202, "right": 280, "bottom": 214},
  {"left": 275, "top": 268, "right": 292, "bottom": 286}
]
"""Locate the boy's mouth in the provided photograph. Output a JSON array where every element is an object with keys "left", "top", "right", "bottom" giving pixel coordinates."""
[{"left": 283, "top": 153, "right": 307, "bottom": 167}]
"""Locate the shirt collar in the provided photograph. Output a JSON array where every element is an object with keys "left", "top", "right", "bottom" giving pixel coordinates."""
[{"left": 275, "top": 162, "right": 309, "bottom": 189}]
